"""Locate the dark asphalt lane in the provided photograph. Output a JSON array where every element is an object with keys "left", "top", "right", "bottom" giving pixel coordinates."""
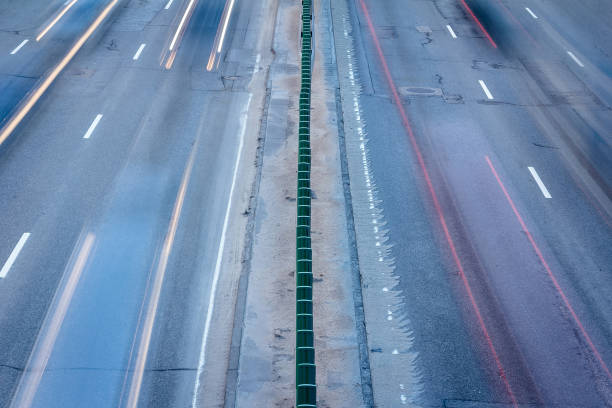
[
  {"left": 342, "top": 0, "right": 612, "bottom": 405},
  {"left": 0, "top": 0, "right": 261, "bottom": 406}
]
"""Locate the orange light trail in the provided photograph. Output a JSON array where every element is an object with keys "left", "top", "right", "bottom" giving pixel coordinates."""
[
  {"left": 0, "top": 0, "right": 120, "bottom": 147},
  {"left": 11, "top": 233, "right": 95, "bottom": 408},
  {"left": 123, "top": 142, "right": 197, "bottom": 408}
]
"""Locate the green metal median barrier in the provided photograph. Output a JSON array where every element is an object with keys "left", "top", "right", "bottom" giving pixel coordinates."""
[{"left": 296, "top": 0, "right": 316, "bottom": 406}]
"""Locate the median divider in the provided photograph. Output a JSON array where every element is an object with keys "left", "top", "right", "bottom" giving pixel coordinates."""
[{"left": 296, "top": 0, "right": 316, "bottom": 406}]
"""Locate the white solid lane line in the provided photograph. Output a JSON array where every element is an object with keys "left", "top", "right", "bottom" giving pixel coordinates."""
[
  {"left": 446, "top": 25, "right": 457, "bottom": 39},
  {"left": 0, "top": 233, "right": 31, "bottom": 278},
  {"left": 528, "top": 167, "right": 552, "bottom": 198},
  {"left": 164, "top": 0, "right": 174, "bottom": 9},
  {"left": 10, "top": 40, "right": 29, "bottom": 55},
  {"left": 567, "top": 51, "right": 585, "bottom": 67},
  {"left": 133, "top": 43, "right": 146, "bottom": 60},
  {"left": 83, "top": 114, "right": 103, "bottom": 139},
  {"left": 478, "top": 80, "right": 494, "bottom": 99},
  {"left": 525, "top": 7, "right": 538, "bottom": 19},
  {"left": 191, "top": 95, "right": 252, "bottom": 408}
]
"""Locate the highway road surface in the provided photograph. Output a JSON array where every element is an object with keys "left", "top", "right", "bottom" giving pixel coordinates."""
[
  {"left": 0, "top": 0, "right": 271, "bottom": 406},
  {"left": 1, "top": 0, "right": 612, "bottom": 407},
  {"left": 332, "top": 0, "right": 612, "bottom": 406}
]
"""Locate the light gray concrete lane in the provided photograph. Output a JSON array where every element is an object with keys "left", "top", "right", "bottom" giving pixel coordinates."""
[{"left": 336, "top": 0, "right": 612, "bottom": 405}]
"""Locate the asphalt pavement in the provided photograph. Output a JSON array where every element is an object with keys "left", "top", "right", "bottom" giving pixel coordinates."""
[
  {"left": 1, "top": 0, "right": 612, "bottom": 407},
  {"left": 332, "top": 0, "right": 612, "bottom": 406},
  {"left": 0, "top": 0, "right": 266, "bottom": 406}
]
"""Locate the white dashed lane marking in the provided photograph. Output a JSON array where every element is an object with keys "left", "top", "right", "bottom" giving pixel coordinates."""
[
  {"left": 446, "top": 25, "right": 457, "bottom": 39},
  {"left": 478, "top": 79, "right": 494, "bottom": 99},
  {"left": 528, "top": 167, "right": 552, "bottom": 198},
  {"left": 0, "top": 233, "right": 31, "bottom": 278},
  {"left": 83, "top": 114, "right": 103, "bottom": 139},
  {"left": 133, "top": 43, "right": 146, "bottom": 60},
  {"left": 525, "top": 7, "right": 538, "bottom": 19},
  {"left": 10, "top": 40, "right": 29, "bottom": 55}
]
